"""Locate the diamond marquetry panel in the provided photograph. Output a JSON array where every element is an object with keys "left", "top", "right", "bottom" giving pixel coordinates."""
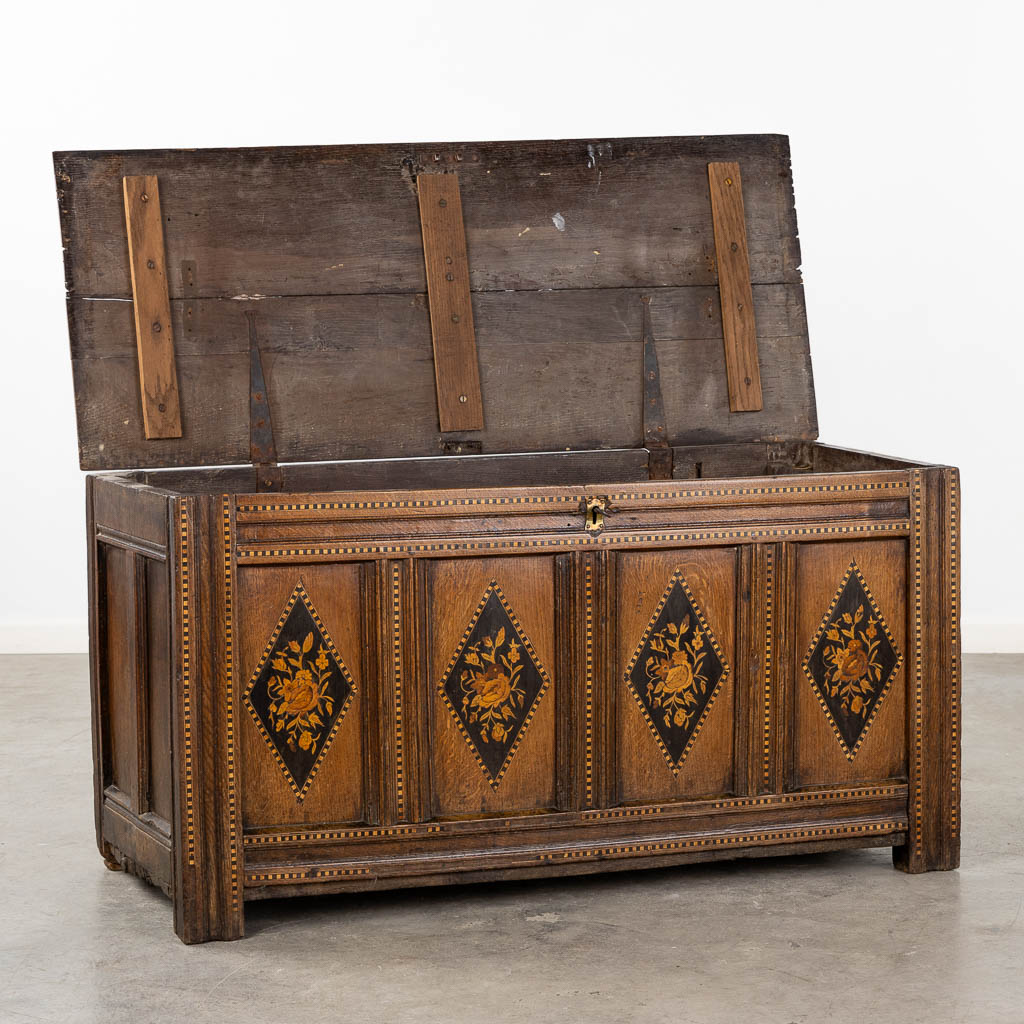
[
  {"left": 624, "top": 568, "right": 731, "bottom": 773},
  {"left": 439, "top": 581, "right": 551, "bottom": 789},
  {"left": 243, "top": 581, "right": 356, "bottom": 800},
  {"left": 803, "top": 561, "right": 904, "bottom": 760}
]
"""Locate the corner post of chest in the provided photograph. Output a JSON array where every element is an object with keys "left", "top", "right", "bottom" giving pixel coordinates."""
[
  {"left": 170, "top": 494, "right": 245, "bottom": 942},
  {"left": 893, "top": 466, "right": 961, "bottom": 873}
]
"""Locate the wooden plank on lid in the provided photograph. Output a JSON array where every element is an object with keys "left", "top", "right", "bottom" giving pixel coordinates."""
[
  {"left": 708, "top": 162, "right": 763, "bottom": 412},
  {"left": 122, "top": 175, "right": 182, "bottom": 438},
  {"left": 57, "top": 136, "right": 816, "bottom": 470},
  {"left": 416, "top": 172, "right": 484, "bottom": 433}
]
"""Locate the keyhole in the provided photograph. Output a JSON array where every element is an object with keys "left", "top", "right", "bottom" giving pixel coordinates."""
[{"left": 585, "top": 498, "right": 605, "bottom": 532}]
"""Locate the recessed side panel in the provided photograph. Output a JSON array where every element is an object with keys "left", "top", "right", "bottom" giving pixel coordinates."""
[
  {"left": 425, "top": 556, "right": 557, "bottom": 817},
  {"left": 790, "top": 540, "right": 908, "bottom": 790},
  {"left": 237, "top": 563, "right": 367, "bottom": 828},
  {"left": 101, "top": 543, "right": 139, "bottom": 809},
  {"left": 615, "top": 547, "right": 738, "bottom": 804}
]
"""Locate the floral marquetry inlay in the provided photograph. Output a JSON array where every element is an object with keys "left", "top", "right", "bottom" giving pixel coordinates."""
[
  {"left": 243, "top": 581, "right": 356, "bottom": 800},
  {"left": 803, "top": 561, "right": 904, "bottom": 760},
  {"left": 439, "top": 582, "right": 551, "bottom": 789},
  {"left": 624, "top": 570, "right": 730, "bottom": 773}
]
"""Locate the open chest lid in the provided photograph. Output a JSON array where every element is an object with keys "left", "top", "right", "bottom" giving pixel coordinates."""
[{"left": 55, "top": 134, "right": 816, "bottom": 473}]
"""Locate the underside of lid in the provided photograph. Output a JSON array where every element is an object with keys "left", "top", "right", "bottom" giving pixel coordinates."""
[{"left": 55, "top": 134, "right": 817, "bottom": 471}]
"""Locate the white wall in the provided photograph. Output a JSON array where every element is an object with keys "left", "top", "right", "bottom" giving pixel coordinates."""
[{"left": 1, "top": 0, "right": 1019, "bottom": 653}]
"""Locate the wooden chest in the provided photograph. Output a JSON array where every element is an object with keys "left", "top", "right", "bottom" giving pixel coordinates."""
[{"left": 54, "top": 135, "right": 961, "bottom": 944}]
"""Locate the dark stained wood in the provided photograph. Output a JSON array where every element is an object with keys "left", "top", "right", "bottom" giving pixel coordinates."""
[
  {"left": 144, "top": 557, "right": 174, "bottom": 825},
  {"left": 242, "top": 829, "right": 906, "bottom": 902},
  {"left": 57, "top": 135, "right": 814, "bottom": 470},
  {"left": 56, "top": 136, "right": 803, "bottom": 299},
  {"left": 812, "top": 443, "right": 931, "bottom": 473},
  {"left": 83, "top": 456, "right": 958, "bottom": 943},
  {"left": 707, "top": 162, "right": 762, "bottom": 412},
  {"left": 642, "top": 296, "right": 672, "bottom": 478},
  {"left": 122, "top": 176, "right": 182, "bottom": 438},
  {"left": 102, "top": 544, "right": 139, "bottom": 810},
  {"left": 64, "top": 136, "right": 960, "bottom": 946},
  {"left": 416, "top": 173, "right": 484, "bottom": 432},
  {"left": 69, "top": 285, "right": 814, "bottom": 470},
  {"left": 893, "top": 468, "right": 961, "bottom": 873}
]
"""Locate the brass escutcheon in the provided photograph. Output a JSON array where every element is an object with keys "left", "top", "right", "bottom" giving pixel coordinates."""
[{"left": 585, "top": 496, "right": 606, "bottom": 533}]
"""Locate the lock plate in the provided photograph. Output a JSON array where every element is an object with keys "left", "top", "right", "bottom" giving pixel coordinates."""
[{"left": 585, "top": 496, "right": 606, "bottom": 533}]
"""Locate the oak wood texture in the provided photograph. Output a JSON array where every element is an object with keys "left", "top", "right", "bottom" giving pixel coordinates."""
[
  {"left": 416, "top": 173, "right": 484, "bottom": 432},
  {"left": 56, "top": 135, "right": 814, "bottom": 469},
  {"left": 788, "top": 539, "right": 908, "bottom": 789},
  {"left": 615, "top": 548, "right": 738, "bottom": 803},
  {"left": 80, "top": 452, "right": 960, "bottom": 943},
  {"left": 237, "top": 563, "right": 368, "bottom": 829},
  {"left": 63, "top": 136, "right": 959, "bottom": 946},
  {"left": 121, "top": 176, "right": 182, "bottom": 438},
  {"left": 423, "top": 557, "right": 556, "bottom": 817},
  {"left": 67, "top": 284, "right": 813, "bottom": 470},
  {"left": 641, "top": 296, "right": 672, "bottom": 478},
  {"left": 707, "top": 162, "right": 762, "bottom": 412},
  {"left": 893, "top": 468, "right": 961, "bottom": 873}
]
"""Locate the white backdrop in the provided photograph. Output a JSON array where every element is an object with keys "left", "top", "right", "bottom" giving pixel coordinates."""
[{"left": 1, "top": 0, "right": 1019, "bottom": 653}]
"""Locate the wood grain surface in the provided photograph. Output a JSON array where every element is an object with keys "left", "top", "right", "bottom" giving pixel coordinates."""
[
  {"left": 424, "top": 556, "right": 556, "bottom": 817},
  {"left": 237, "top": 563, "right": 368, "bottom": 829},
  {"left": 615, "top": 547, "right": 738, "bottom": 803},
  {"left": 789, "top": 539, "right": 908, "bottom": 789},
  {"left": 416, "top": 173, "right": 484, "bottom": 432},
  {"left": 57, "top": 135, "right": 815, "bottom": 469},
  {"left": 707, "top": 162, "right": 762, "bottom": 412},
  {"left": 121, "top": 176, "right": 182, "bottom": 438}
]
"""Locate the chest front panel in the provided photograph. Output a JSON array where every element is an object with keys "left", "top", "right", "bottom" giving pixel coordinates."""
[{"left": 230, "top": 479, "right": 915, "bottom": 854}]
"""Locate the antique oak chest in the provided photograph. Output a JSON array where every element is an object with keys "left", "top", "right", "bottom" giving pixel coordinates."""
[{"left": 54, "top": 135, "right": 961, "bottom": 943}]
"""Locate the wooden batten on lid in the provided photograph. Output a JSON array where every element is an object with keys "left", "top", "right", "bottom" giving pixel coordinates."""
[
  {"left": 707, "top": 162, "right": 763, "bottom": 413},
  {"left": 121, "top": 175, "right": 182, "bottom": 439},
  {"left": 416, "top": 172, "right": 485, "bottom": 433},
  {"left": 55, "top": 135, "right": 815, "bottom": 473}
]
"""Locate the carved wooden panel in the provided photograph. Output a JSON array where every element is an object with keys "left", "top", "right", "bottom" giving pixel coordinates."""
[
  {"left": 615, "top": 548, "right": 738, "bottom": 804},
  {"left": 424, "top": 557, "right": 556, "bottom": 817},
  {"left": 790, "top": 540, "right": 908, "bottom": 789},
  {"left": 237, "top": 563, "right": 368, "bottom": 828},
  {"left": 243, "top": 581, "right": 357, "bottom": 800}
]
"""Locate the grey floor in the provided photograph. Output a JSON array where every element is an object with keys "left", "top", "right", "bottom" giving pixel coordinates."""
[{"left": 1, "top": 655, "right": 1021, "bottom": 1024}]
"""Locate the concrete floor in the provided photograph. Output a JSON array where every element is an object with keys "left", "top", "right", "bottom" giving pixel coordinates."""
[{"left": 0, "top": 655, "right": 1021, "bottom": 1024}]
